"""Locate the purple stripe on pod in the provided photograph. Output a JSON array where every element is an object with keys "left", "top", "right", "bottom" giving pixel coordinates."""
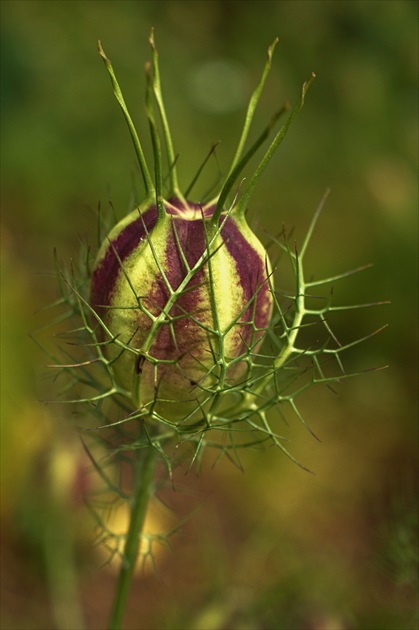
[
  {"left": 137, "top": 215, "right": 212, "bottom": 395},
  {"left": 219, "top": 216, "right": 272, "bottom": 335},
  {"left": 90, "top": 205, "right": 159, "bottom": 321}
]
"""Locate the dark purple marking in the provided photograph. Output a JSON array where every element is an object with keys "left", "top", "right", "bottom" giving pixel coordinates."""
[
  {"left": 144, "top": 213, "right": 209, "bottom": 364},
  {"left": 90, "top": 205, "right": 159, "bottom": 320},
  {"left": 220, "top": 216, "right": 272, "bottom": 337}
]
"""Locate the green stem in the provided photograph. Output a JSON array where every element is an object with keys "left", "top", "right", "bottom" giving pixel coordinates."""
[
  {"left": 98, "top": 41, "right": 155, "bottom": 198},
  {"left": 226, "top": 38, "right": 278, "bottom": 180},
  {"left": 145, "top": 62, "right": 166, "bottom": 220},
  {"left": 149, "top": 29, "right": 185, "bottom": 203},
  {"left": 235, "top": 72, "right": 316, "bottom": 217},
  {"left": 211, "top": 103, "right": 288, "bottom": 227},
  {"left": 108, "top": 444, "right": 157, "bottom": 630}
]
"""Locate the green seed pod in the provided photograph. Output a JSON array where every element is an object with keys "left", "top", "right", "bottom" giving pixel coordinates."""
[{"left": 91, "top": 198, "right": 273, "bottom": 419}]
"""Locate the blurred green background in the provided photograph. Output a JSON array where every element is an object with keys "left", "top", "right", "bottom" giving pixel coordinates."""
[{"left": 1, "top": 1, "right": 418, "bottom": 629}]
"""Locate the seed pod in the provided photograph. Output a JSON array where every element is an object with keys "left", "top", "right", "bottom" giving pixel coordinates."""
[
  {"left": 92, "top": 36, "right": 314, "bottom": 421},
  {"left": 91, "top": 197, "right": 273, "bottom": 419}
]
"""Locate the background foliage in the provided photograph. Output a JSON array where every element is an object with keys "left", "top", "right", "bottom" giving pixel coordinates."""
[{"left": 1, "top": 1, "right": 418, "bottom": 629}]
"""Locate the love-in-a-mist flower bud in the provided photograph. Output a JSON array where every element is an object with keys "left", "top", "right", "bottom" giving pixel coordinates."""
[
  {"left": 91, "top": 35, "right": 314, "bottom": 421},
  {"left": 91, "top": 197, "right": 273, "bottom": 419}
]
